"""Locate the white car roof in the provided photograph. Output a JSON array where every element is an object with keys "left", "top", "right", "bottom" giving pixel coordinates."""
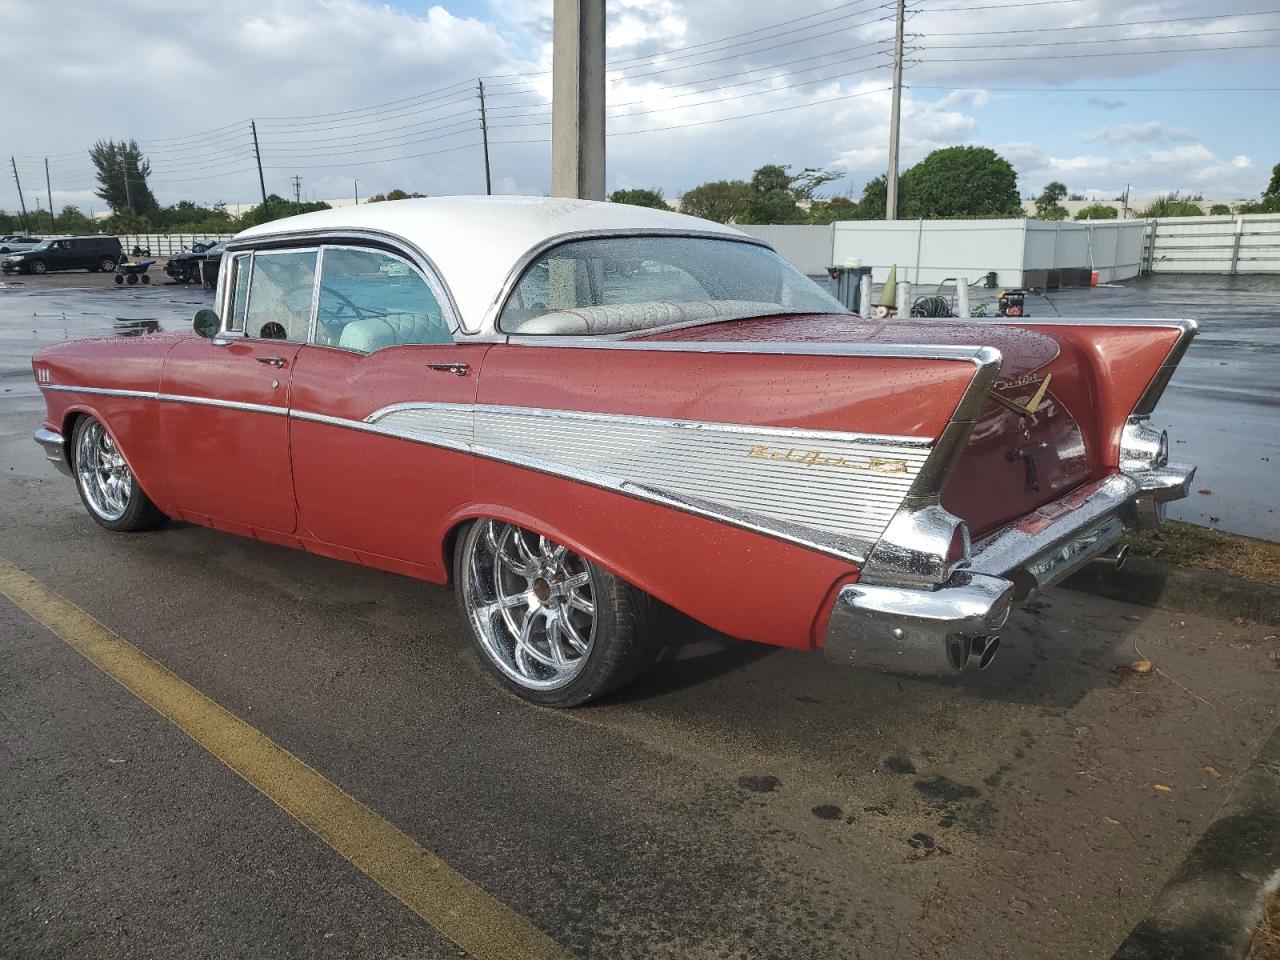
[{"left": 234, "top": 195, "right": 751, "bottom": 333}]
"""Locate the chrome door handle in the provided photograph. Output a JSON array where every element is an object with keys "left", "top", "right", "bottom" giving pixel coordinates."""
[
  {"left": 256, "top": 356, "right": 287, "bottom": 368},
  {"left": 427, "top": 362, "right": 470, "bottom": 377}
]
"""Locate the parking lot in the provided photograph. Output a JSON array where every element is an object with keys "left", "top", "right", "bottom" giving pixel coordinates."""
[{"left": 2, "top": 269, "right": 1279, "bottom": 959}]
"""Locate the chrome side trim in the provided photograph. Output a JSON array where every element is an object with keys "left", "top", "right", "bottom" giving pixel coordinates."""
[
  {"left": 42, "top": 384, "right": 159, "bottom": 400},
  {"left": 156, "top": 393, "right": 287, "bottom": 417},
  {"left": 501, "top": 337, "right": 998, "bottom": 364},
  {"left": 33, "top": 427, "right": 73, "bottom": 477},
  {"left": 1136, "top": 318, "right": 1198, "bottom": 415},
  {"left": 42, "top": 384, "right": 286, "bottom": 417},
  {"left": 365, "top": 401, "right": 933, "bottom": 449},
  {"left": 857, "top": 345, "right": 1004, "bottom": 588},
  {"left": 359, "top": 401, "right": 933, "bottom": 557}
]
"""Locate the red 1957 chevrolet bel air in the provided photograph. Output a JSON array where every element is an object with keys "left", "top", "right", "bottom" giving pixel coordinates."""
[{"left": 31, "top": 196, "right": 1195, "bottom": 706}]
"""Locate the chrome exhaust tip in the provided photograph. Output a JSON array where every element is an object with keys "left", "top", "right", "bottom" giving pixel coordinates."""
[
  {"left": 1092, "top": 543, "right": 1130, "bottom": 571},
  {"left": 969, "top": 634, "right": 1001, "bottom": 670}
]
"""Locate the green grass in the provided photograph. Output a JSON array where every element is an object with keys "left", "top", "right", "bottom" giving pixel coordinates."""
[{"left": 1127, "top": 521, "right": 1280, "bottom": 586}]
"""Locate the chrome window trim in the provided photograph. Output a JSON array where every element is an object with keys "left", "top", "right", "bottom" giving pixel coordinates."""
[
  {"left": 484, "top": 228, "right": 775, "bottom": 338},
  {"left": 499, "top": 337, "right": 1001, "bottom": 365},
  {"left": 236, "top": 246, "right": 321, "bottom": 344},
  {"left": 224, "top": 228, "right": 463, "bottom": 336},
  {"left": 221, "top": 251, "right": 254, "bottom": 334},
  {"left": 308, "top": 243, "right": 456, "bottom": 354},
  {"left": 306, "top": 246, "right": 326, "bottom": 345}
]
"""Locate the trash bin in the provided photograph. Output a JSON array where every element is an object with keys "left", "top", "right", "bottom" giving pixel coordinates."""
[{"left": 827, "top": 264, "right": 873, "bottom": 313}]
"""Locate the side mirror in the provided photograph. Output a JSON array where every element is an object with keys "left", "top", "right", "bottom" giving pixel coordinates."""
[{"left": 193, "top": 308, "right": 221, "bottom": 338}]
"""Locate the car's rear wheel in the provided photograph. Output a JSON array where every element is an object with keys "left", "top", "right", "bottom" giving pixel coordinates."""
[
  {"left": 99, "top": 256, "right": 117, "bottom": 272},
  {"left": 455, "top": 519, "right": 662, "bottom": 706},
  {"left": 71, "top": 416, "right": 165, "bottom": 532},
  {"left": 28, "top": 259, "right": 47, "bottom": 275}
]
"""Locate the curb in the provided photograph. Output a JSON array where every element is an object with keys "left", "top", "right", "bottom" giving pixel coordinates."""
[
  {"left": 1062, "top": 556, "right": 1280, "bottom": 626},
  {"left": 1111, "top": 721, "right": 1280, "bottom": 959}
]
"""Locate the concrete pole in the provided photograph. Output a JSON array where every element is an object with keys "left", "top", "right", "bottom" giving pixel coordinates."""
[
  {"left": 884, "top": 0, "right": 905, "bottom": 221},
  {"left": 956, "top": 278, "right": 970, "bottom": 318},
  {"left": 897, "top": 279, "right": 911, "bottom": 317},
  {"left": 858, "top": 272, "right": 873, "bottom": 318},
  {"left": 551, "top": 0, "right": 605, "bottom": 200}
]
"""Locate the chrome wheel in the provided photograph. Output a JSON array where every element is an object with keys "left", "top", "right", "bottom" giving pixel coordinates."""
[
  {"left": 462, "top": 520, "right": 597, "bottom": 690},
  {"left": 76, "top": 419, "right": 132, "bottom": 521}
]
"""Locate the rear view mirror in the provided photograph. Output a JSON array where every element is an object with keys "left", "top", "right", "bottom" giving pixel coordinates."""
[{"left": 193, "top": 308, "right": 220, "bottom": 338}]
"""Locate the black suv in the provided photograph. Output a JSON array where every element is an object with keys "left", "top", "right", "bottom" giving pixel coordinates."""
[{"left": 1, "top": 236, "right": 122, "bottom": 275}]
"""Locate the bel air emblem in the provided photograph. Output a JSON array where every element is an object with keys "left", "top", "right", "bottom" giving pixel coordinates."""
[{"left": 990, "top": 373, "right": 1052, "bottom": 417}]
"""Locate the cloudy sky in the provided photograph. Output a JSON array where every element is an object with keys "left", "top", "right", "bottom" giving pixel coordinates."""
[{"left": 2, "top": 0, "right": 1278, "bottom": 213}]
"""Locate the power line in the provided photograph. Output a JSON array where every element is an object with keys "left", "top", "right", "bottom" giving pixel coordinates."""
[
  {"left": 260, "top": 140, "right": 485, "bottom": 170},
  {"left": 917, "top": 41, "right": 1280, "bottom": 59},
  {"left": 256, "top": 77, "right": 476, "bottom": 122},
  {"left": 260, "top": 109, "right": 480, "bottom": 148},
  {"left": 924, "top": 7, "right": 1280, "bottom": 35},
  {"left": 919, "top": 26, "right": 1276, "bottom": 50}
]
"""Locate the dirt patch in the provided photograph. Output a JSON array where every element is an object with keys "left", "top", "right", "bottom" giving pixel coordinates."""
[
  {"left": 1247, "top": 888, "right": 1280, "bottom": 960},
  {"left": 1127, "top": 521, "right": 1280, "bottom": 585}
]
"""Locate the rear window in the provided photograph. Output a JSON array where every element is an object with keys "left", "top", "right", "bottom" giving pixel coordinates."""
[{"left": 499, "top": 235, "right": 846, "bottom": 336}]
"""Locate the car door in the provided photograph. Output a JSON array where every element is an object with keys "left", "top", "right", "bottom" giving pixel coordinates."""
[
  {"left": 287, "top": 244, "right": 486, "bottom": 576},
  {"left": 158, "top": 247, "right": 318, "bottom": 534}
]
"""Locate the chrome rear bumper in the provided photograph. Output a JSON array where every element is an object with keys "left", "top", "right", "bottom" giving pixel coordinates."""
[
  {"left": 34, "top": 427, "right": 73, "bottom": 477},
  {"left": 823, "top": 464, "right": 1195, "bottom": 676}
]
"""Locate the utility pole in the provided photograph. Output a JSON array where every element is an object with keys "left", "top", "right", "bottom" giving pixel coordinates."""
[
  {"left": 250, "top": 120, "right": 269, "bottom": 215},
  {"left": 9, "top": 157, "right": 28, "bottom": 229},
  {"left": 354, "top": 179, "right": 360, "bottom": 205},
  {"left": 44, "top": 158, "right": 55, "bottom": 231},
  {"left": 292, "top": 174, "right": 302, "bottom": 204},
  {"left": 478, "top": 80, "right": 492, "bottom": 195},
  {"left": 885, "top": 0, "right": 906, "bottom": 221},
  {"left": 120, "top": 149, "right": 132, "bottom": 212},
  {"left": 551, "top": 0, "right": 605, "bottom": 199}
]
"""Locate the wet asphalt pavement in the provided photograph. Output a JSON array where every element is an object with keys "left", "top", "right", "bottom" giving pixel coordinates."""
[{"left": 1, "top": 269, "right": 1279, "bottom": 959}]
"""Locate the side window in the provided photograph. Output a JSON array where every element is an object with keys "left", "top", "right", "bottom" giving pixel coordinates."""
[
  {"left": 241, "top": 249, "right": 318, "bottom": 342},
  {"left": 315, "top": 247, "right": 452, "bottom": 353}
]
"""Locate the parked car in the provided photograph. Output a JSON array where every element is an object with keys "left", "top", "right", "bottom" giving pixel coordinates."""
[
  {"left": 29, "top": 197, "right": 1196, "bottom": 706},
  {"left": 0, "top": 235, "right": 42, "bottom": 254},
  {"left": 165, "top": 241, "right": 225, "bottom": 286},
  {"left": 3, "top": 236, "right": 121, "bottom": 275}
]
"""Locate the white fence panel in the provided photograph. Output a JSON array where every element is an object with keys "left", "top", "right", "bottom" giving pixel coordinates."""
[
  {"left": 735, "top": 224, "right": 834, "bottom": 276},
  {"left": 1147, "top": 214, "right": 1280, "bottom": 274},
  {"left": 831, "top": 219, "right": 1028, "bottom": 286}
]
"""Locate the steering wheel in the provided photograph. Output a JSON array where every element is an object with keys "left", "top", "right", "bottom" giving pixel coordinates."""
[{"left": 316, "top": 286, "right": 372, "bottom": 343}]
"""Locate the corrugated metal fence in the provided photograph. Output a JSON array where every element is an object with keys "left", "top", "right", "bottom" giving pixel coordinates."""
[
  {"left": 116, "top": 233, "right": 235, "bottom": 256},
  {"left": 1144, "top": 214, "right": 1280, "bottom": 274}
]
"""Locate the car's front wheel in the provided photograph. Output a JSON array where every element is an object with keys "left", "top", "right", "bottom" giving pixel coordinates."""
[
  {"left": 27, "top": 259, "right": 47, "bottom": 275},
  {"left": 71, "top": 416, "right": 165, "bottom": 532},
  {"left": 455, "top": 519, "right": 662, "bottom": 706}
]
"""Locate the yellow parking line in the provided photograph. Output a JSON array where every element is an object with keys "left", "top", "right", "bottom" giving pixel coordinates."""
[{"left": 0, "top": 558, "right": 574, "bottom": 960}]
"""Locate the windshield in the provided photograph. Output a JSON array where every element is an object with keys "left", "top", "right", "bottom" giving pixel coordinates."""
[
  {"left": 499, "top": 235, "right": 847, "bottom": 336},
  {"left": 31, "top": 239, "right": 55, "bottom": 251}
]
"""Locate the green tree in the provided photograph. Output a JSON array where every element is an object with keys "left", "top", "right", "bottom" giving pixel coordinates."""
[
  {"left": 900, "top": 146, "right": 1022, "bottom": 219},
  {"left": 741, "top": 164, "right": 842, "bottom": 223},
  {"left": 678, "top": 179, "right": 752, "bottom": 222},
  {"left": 609, "top": 188, "right": 667, "bottom": 210},
  {"left": 1140, "top": 193, "right": 1204, "bottom": 217},
  {"left": 853, "top": 175, "right": 888, "bottom": 219},
  {"left": 1209, "top": 203, "right": 1232, "bottom": 216},
  {"left": 1035, "top": 181, "right": 1068, "bottom": 220},
  {"left": 89, "top": 139, "right": 158, "bottom": 216},
  {"left": 54, "top": 205, "right": 97, "bottom": 233},
  {"left": 237, "top": 194, "right": 332, "bottom": 227},
  {"left": 1074, "top": 203, "right": 1117, "bottom": 221},
  {"left": 807, "top": 196, "right": 859, "bottom": 224},
  {"left": 368, "top": 189, "right": 427, "bottom": 203},
  {"left": 1237, "top": 163, "right": 1280, "bottom": 213}
]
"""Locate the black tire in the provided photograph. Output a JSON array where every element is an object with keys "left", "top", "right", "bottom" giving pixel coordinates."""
[
  {"left": 141, "top": 273, "right": 151, "bottom": 285},
  {"left": 114, "top": 274, "right": 124, "bottom": 284},
  {"left": 454, "top": 519, "right": 663, "bottom": 707},
  {"left": 69, "top": 415, "right": 166, "bottom": 533},
  {"left": 126, "top": 273, "right": 138, "bottom": 285},
  {"left": 99, "top": 257, "right": 118, "bottom": 272},
  {"left": 28, "top": 259, "right": 47, "bottom": 275}
]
